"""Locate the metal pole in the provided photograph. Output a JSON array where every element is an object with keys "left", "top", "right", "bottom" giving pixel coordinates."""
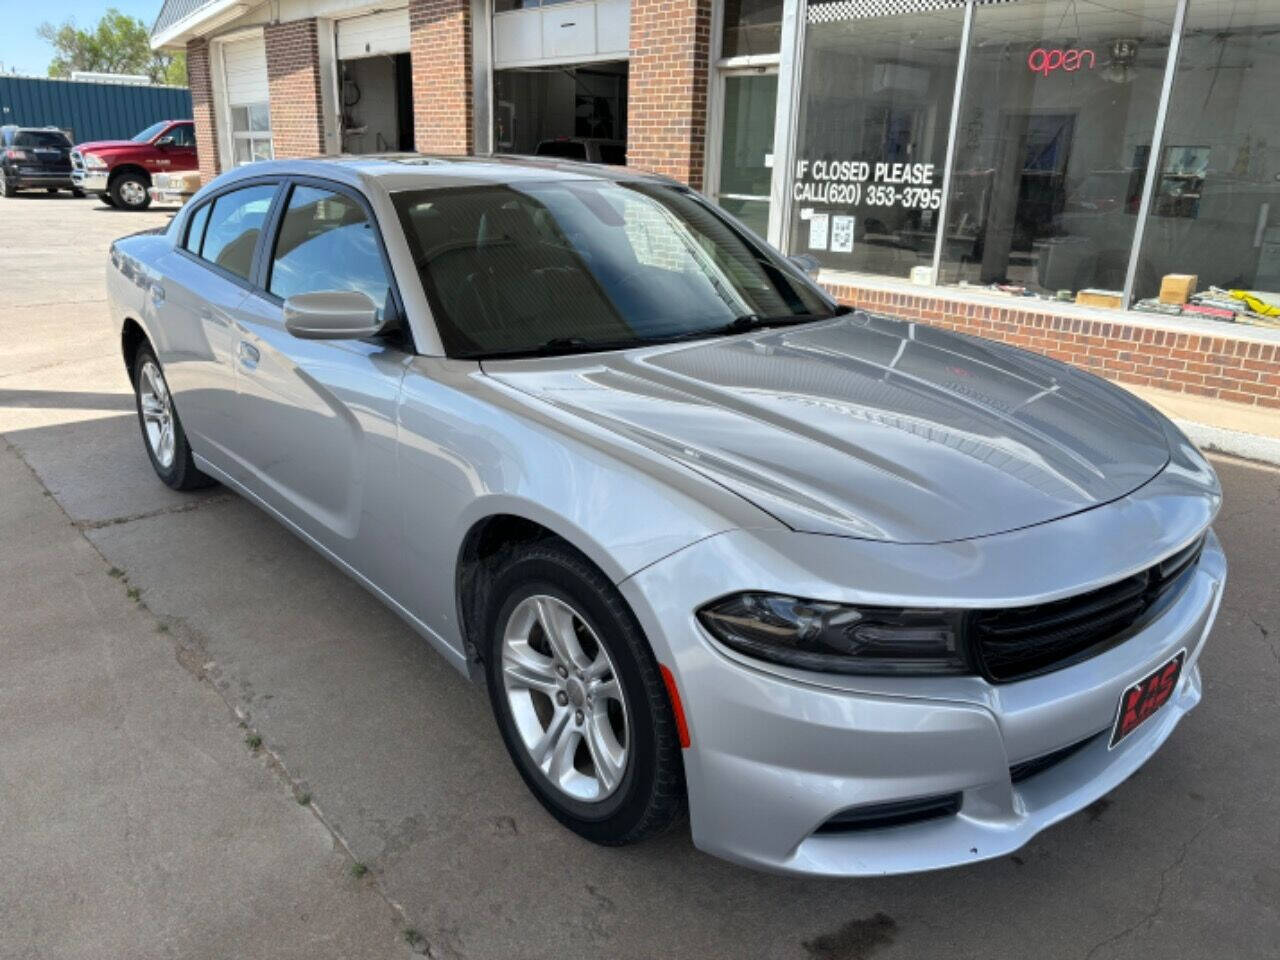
[
  {"left": 767, "top": 0, "right": 805, "bottom": 250},
  {"left": 1123, "top": 0, "right": 1189, "bottom": 308},
  {"left": 931, "top": 0, "right": 975, "bottom": 286}
]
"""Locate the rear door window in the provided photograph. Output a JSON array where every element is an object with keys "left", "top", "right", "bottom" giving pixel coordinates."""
[
  {"left": 184, "top": 203, "right": 212, "bottom": 255},
  {"left": 198, "top": 183, "right": 278, "bottom": 281}
]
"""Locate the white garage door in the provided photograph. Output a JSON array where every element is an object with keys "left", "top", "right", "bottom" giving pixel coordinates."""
[
  {"left": 222, "top": 33, "right": 269, "bottom": 105},
  {"left": 337, "top": 8, "right": 411, "bottom": 60}
]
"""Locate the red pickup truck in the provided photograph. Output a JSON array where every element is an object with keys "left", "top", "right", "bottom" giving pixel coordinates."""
[{"left": 71, "top": 119, "right": 198, "bottom": 210}]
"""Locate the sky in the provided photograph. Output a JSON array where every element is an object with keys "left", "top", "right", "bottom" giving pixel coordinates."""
[{"left": 0, "top": 0, "right": 164, "bottom": 78}]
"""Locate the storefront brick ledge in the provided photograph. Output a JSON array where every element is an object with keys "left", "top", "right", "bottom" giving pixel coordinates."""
[{"left": 821, "top": 272, "right": 1280, "bottom": 411}]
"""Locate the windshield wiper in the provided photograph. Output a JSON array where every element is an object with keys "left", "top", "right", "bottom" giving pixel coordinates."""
[
  {"left": 716, "top": 304, "right": 853, "bottom": 335},
  {"left": 458, "top": 306, "right": 853, "bottom": 361}
]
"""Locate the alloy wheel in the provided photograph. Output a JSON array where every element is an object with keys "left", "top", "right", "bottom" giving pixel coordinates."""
[
  {"left": 501, "top": 594, "right": 630, "bottom": 803},
  {"left": 138, "top": 360, "right": 176, "bottom": 469}
]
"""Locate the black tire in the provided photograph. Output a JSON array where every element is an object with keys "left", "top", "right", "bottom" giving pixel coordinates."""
[
  {"left": 111, "top": 171, "right": 151, "bottom": 210},
  {"left": 72, "top": 187, "right": 85, "bottom": 198},
  {"left": 98, "top": 192, "right": 115, "bottom": 207},
  {"left": 0, "top": 171, "right": 16, "bottom": 197},
  {"left": 132, "top": 344, "right": 215, "bottom": 491},
  {"left": 483, "top": 540, "right": 686, "bottom": 845},
  {"left": 46, "top": 187, "right": 59, "bottom": 194}
]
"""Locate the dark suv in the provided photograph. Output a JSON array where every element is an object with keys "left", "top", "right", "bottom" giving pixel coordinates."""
[{"left": 0, "top": 126, "right": 79, "bottom": 197}]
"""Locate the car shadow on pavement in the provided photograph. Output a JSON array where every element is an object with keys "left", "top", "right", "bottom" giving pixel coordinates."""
[{"left": 4, "top": 409, "right": 1277, "bottom": 960}]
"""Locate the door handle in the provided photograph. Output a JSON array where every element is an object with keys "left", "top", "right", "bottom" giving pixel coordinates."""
[{"left": 237, "top": 340, "right": 260, "bottom": 368}]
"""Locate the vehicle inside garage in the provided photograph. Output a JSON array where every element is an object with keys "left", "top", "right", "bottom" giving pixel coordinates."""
[{"left": 493, "top": 61, "right": 627, "bottom": 160}]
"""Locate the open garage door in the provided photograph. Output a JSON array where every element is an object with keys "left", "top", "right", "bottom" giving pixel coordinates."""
[{"left": 335, "top": 8, "right": 414, "bottom": 153}]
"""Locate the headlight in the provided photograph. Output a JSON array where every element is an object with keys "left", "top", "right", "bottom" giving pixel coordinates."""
[
  {"left": 83, "top": 153, "right": 107, "bottom": 169},
  {"left": 697, "top": 593, "right": 967, "bottom": 675}
]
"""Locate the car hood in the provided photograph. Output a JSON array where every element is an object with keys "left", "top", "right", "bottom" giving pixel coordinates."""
[
  {"left": 484, "top": 312, "right": 1172, "bottom": 544},
  {"left": 75, "top": 140, "right": 143, "bottom": 154}
]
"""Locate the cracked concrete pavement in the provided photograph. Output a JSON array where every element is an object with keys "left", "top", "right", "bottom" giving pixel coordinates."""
[{"left": 2, "top": 194, "right": 1278, "bottom": 959}]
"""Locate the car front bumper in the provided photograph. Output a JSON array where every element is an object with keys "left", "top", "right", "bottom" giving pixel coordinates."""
[
  {"left": 148, "top": 185, "right": 193, "bottom": 205},
  {"left": 622, "top": 456, "right": 1224, "bottom": 876},
  {"left": 71, "top": 170, "right": 109, "bottom": 192}
]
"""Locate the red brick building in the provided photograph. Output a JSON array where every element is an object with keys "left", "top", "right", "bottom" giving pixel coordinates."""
[{"left": 152, "top": 0, "right": 1280, "bottom": 408}]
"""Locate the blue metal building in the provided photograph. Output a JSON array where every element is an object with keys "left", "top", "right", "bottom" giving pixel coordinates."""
[{"left": 0, "top": 76, "right": 191, "bottom": 144}]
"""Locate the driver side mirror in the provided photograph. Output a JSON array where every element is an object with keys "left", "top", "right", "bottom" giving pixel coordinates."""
[
  {"left": 283, "top": 291, "right": 385, "bottom": 340},
  {"left": 789, "top": 253, "right": 821, "bottom": 279}
]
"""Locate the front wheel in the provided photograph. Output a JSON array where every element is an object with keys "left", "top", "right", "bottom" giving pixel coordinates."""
[
  {"left": 132, "top": 345, "right": 214, "bottom": 491},
  {"left": 111, "top": 171, "right": 151, "bottom": 210},
  {"left": 484, "top": 541, "right": 686, "bottom": 845},
  {"left": 98, "top": 192, "right": 115, "bottom": 207}
]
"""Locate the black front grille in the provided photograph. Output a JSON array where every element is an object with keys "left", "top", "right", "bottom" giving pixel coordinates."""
[
  {"left": 815, "top": 793, "right": 962, "bottom": 834},
  {"left": 1009, "top": 731, "right": 1104, "bottom": 784},
  {"left": 972, "top": 535, "right": 1205, "bottom": 683}
]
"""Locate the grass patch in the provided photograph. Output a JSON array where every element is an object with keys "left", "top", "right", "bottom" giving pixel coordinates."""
[
  {"left": 108, "top": 567, "right": 125, "bottom": 579},
  {"left": 297, "top": 792, "right": 311, "bottom": 805},
  {"left": 350, "top": 862, "right": 369, "bottom": 878},
  {"left": 244, "top": 733, "right": 262, "bottom": 751},
  {"left": 403, "top": 928, "right": 425, "bottom": 948},
  {"left": 125, "top": 586, "right": 141, "bottom": 602}
]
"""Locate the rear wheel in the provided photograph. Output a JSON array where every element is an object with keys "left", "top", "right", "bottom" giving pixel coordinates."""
[
  {"left": 0, "top": 170, "right": 16, "bottom": 197},
  {"left": 98, "top": 192, "right": 115, "bottom": 207},
  {"left": 483, "top": 541, "right": 685, "bottom": 845},
  {"left": 46, "top": 187, "right": 59, "bottom": 194},
  {"left": 111, "top": 171, "right": 151, "bottom": 210},
  {"left": 132, "top": 345, "right": 214, "bottom": 491}
]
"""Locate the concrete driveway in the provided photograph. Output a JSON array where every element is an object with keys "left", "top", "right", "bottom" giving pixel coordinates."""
[{"left": 2, "top": 193, "right": 1278, "bottom": 960}]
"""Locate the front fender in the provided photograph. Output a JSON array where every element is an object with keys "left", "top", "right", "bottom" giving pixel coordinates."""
[{"left": 396, "top": 357, "right": 780, "bottom": 661}]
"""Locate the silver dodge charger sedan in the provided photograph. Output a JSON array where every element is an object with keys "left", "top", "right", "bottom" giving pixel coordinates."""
[{"left": 107, "top": 155, "right": 1225, "bottom": 876}]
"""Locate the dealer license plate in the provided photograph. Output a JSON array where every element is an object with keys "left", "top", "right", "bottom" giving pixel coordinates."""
[{"left": 1109, "top": 651, "right": 1184, "bottom": 748}]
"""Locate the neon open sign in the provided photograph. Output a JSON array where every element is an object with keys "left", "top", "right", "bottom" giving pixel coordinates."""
[{"left": 1027, "top": 47, "right": 1096, "bottom": 76}]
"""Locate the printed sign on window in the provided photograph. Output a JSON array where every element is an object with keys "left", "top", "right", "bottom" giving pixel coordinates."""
[
  {"left": 808, "top": 212, "right": 829, "bottom": 251},
  {"left": 831, "top": 215, "right": 855, "bottom": 253}
]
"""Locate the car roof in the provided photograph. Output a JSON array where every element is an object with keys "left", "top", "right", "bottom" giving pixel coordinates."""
[{"left": 210, "top": 153, "right": 676, "bottom": 195}]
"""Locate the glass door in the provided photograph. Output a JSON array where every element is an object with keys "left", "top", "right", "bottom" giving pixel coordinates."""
[{"left": 714, "top": 69, "right": 778, "bottom": 237}]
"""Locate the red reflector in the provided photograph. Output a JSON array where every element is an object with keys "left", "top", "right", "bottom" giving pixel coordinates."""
[{"left": 659, "top": 664, "right": 691, "bottom": 749}]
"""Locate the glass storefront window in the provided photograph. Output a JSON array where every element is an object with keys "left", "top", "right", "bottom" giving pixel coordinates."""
[
  {"left": 939, "top": 0, "right": 1177, "bottom": 300},
  {"left": 715, "top": 72, "right": 778, "bottom": 237},
  {"left": 1133, "top": 1, "right": 1280, "bottom": 310},
  {"left": 721, "top": 0, "right": 783, "bottom": 59},
  {"left": 787, "top": 2, "right": 964, "bottom": 276}
]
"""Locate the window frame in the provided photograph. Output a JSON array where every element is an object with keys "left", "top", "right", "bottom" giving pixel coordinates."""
[
  {"left": 254, "top": 175, "right": 410, "bottom": 346},
  {"left": 174, "top": 177, "right": 284, "bottom": 292}
]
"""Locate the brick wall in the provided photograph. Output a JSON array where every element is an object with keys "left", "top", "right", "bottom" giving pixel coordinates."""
[
  {"left": 265, "top": 19, "right": 327, "bottom": 159},
  {"left": 825, "top": 282, "right": 1280, "bottom": 410},
  {"left": 187, "top": 38, "right": 221, "bottom": 185},
  {"left": 627, "top": 0, "right": 712, "bottom": 188},
  {"left": 409, "top": 0, "right": 472, "bottom": 154}
]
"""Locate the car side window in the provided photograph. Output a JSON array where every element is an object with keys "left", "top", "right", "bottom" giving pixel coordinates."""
[
  {"left": 168, "top": 124, "right": 196, "bottom": 148},
  {"left": 198, "top": 184, "right": 277, "bottom": 281},
  {"left": 184, "top": 203, "right": 211, "bottom": 255},
  {"left": 268, "top": 185, "right": 391, "bottom": 314}
]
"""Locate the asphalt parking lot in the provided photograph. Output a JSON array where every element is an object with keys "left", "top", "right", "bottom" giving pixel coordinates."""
[{"left": 2, "top": 193, "right": 1278, "bottom": 960}]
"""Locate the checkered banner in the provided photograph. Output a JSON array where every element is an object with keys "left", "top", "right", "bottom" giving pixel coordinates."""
[{"left": 807, "top": 0, "right": 1015, "bottom": 24}]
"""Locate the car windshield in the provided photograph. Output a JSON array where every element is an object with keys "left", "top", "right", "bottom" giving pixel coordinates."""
[
  {"left": 14, "top": 130, "right": 71, "bottom": 148},
  {"left": 132, "top": 121, "right": 169, "bottom": 143},
  {"left": 392, "top": 180, "right": 836, "bottom": 358}
]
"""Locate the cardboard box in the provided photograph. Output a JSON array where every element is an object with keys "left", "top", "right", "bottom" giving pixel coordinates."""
[
  {"left": 1075, "top": 288, "right": 1124, "bottom": 309},
  {"left": 1159, "top": 273, "right": 1198, "bottom": 305}
]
